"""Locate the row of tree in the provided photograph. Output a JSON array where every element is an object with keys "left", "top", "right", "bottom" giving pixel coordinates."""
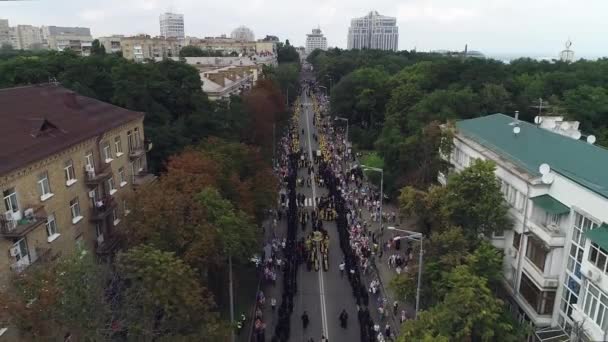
[
  {"left": 393, "top": 160, "right": 525, "bottom": 341},
  {"left": 308, "top": 49, "right": 608, "bottom": 194},
  {"left": 0, "top": 41, "right": 300, "bottom": 340}
]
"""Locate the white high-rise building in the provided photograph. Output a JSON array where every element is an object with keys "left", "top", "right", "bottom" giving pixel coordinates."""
[
  {"left": 305, "top": 27, "right": 327, "bottom": 54},
  {"left": 159, "top": 12, "right": 185, "bottom": 39},
  {"left": 0, "top": 19, "right": 9, "bottom": 47},
  {"left": 231, "top": 26, "right": 255, "bottom": 42},
  {"left": 13, "top": 25, "right": 44, "bottom": 50},
  {"left": 347, "top": 10, "right": 398, "bottom": 51}
]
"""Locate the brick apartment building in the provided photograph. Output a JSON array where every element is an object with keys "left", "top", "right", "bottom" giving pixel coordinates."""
[{"left": 0, "top": 84, "right": 155, "bottom": 285}]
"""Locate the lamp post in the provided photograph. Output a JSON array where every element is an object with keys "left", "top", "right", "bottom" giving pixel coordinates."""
[
  {"left": 388, "top": 226, "right": 423, "bottom": 319},
  {"left": 361, "top": 165, "right": 383, "bottom": 235},
  {"left": 334, "top": 116, "right": 349, "bottom": 143}
]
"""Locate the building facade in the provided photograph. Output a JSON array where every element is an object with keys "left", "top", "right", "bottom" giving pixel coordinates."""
[
  {"left": 200, "top": 65, "right": 260, "bottom": 100},
  {"left": 347, "top": 10, "right": 398, "bottom": 51},
  {"left": 42, "top": 26, "right": 93, "bottom": 56},
  {"left": 97, "top": 35, "right": 123, "bottom": 54},
  {"left": 305, "top": 27, "right": 327, "bottom": 54},
  {"left": 0, "top": 19, "right": 9, "bottom": 47},
  {"left": 231, "top": 26, "right": 255, "bottom": 42},
  {"left": 120, "top": 35, "right": 182, "bottom": 62},
  {"left": 441, "top": 114, "right": 608, "bottom": 342},
  {"left": 0, "top": 84, "right": 154, "bottom": 286},
  {"left": 159, "top": 12, "right": 185, "bottom": 39},
  {"left": 12, "top": 25, "right": 44, "bottom": 50},
  {"left": 185, "top": 36, "right": 257, "bottom": 56}
]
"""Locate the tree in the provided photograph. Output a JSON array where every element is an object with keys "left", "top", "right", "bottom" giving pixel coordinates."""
[
  {"left": 115, "top": 245, "right": 225, "bottom": 340},
  {"left": 276, "top": 41, "right": 300, "bottom": 64},
  {"left": 90, "top": 39, "right": 106, "bottom": 56},
  {"left": 179, "top": 45, "right": 205, "bottom": 57},
  {"left": 443, "top": 159, "right": 512, "bottom": 239}
]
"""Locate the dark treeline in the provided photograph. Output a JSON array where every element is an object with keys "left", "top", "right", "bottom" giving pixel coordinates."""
[{"left": 308, "top": 48, "right": 608, "bottom": 194}]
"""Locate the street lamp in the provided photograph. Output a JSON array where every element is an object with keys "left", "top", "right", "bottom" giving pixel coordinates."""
[
  {"left": 334, "top": 116, "right": 349, "bottom": 143},
  {"left": 360, "top": 165, "right": 383, "bottom": 235},
  {"left": 388, "top": 226, "right": 424, "bottom": 319}
]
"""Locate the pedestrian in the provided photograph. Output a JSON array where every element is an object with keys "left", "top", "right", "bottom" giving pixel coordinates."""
[
  {"left": 339, "top": 309, "right": 348, "bottom": 329},
  {"left": 271, "top": 297, "right": 276, "bottom": 311},
  {"left": 339, "top": 260, "right": 345, "bottom": 277},
  {"left": 393, "top": 300, "right": 398, "bottom": 314},
  {"left": 301, "top": 311, "right": 309, "bottom": 329},
  {"left": 320, "top": 335, "right": 329, "bottom": 342},
  {"left": 385, "top": 324, "right": 392, "bottom": 340}
]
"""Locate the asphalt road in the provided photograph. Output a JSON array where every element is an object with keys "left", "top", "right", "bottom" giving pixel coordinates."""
[{"left": 288, "top": 89, "right": 361, "bottom": 342}]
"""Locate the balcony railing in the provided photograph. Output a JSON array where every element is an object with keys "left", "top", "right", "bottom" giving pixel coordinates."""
[
  {"left": 129, "top": 139, "right": 152, "bottom": 160},
  {"left": 10, "top": 247, "right": 52, "bottom": 273},
  {"left": 96, "top": 233, "right": 121, "bottom": 256},
  {"left": 84, "top": 164, "right": 113, "bottom": 186},
  {"left": 0, "top": 206, "right": 47, "bottom": 238},
  {"left": 90, "top": 196, "right": 117, "bottom": 221}
]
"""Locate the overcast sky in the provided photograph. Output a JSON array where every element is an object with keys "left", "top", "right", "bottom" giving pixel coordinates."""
[{"left": 2, "top": 0, "right": 607, "bottom": 58}]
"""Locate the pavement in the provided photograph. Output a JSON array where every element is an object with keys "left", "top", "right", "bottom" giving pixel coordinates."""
[{"left": 246, "top": 78, "right": 419, "bottom": 342}]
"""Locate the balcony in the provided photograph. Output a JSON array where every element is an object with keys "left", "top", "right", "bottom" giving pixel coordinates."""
[
  {"left": 0, "top": 206, "right": 47, "bottom": 238},
  {"left": 96, "top": 233, "right": 121, "bottom": 256},
  {"left": 129, "top": 139, "right": 152, "bottom": 160},
  {"left": 132, "top": 172, "right": 157, "bottom": 188},
  {"left": 90, "top": 196, "right": 117, "bottom": 222},
  {"left": 10, "top": 247, "right": 52, "bottom": 273},
  {"left": 84, "top": 164, "right": 113, "bottom": 186}
]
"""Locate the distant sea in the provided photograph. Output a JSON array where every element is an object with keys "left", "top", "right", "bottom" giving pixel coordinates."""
[{"left": 486, "top": 52, "right": 605, "bottom": 63}]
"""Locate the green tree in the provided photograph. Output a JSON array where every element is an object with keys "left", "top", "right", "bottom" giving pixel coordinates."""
[
  {"left": 115, "top": 245, "right": 225, "bottom": 340},
  {"left": 179, "top": 45, "right": 205, "bottom": 57},
  {"left": 444, "top": 159, "right": 511, "bottom": 239},
  {"left": 276, "top": 40, "right": 300, "bottom": 64},
  {"left": 90, "top": 39, "right": 106, "bottom": 56}
]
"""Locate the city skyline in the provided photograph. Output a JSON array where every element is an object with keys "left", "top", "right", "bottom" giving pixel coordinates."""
[{"left": 1, "top": 0, "right": 608, "bottom": 58}]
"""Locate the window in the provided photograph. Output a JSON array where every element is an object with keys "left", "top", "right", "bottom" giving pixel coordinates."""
[
  {"left": 38, "top": 172, "right": 53, "bottom": 200},
  {"left": 69, "top": 197, "right": 82, "bottom": 223},
  {"left": 513, "top": 232, "right": 522, "bottom": 250},
  {"left": 526, "top": 236, "right": 549, "bottom": 271},
  {"left": 520, "top": 273, "right": 556, "bottom": 315},
  {"left": 112, "top": 208, "right": 120, "bottom": 226},
  {"left": 3, "top": 187, "right": 18, "bottom": 213},
  {"left": 46, "top": 214, "right": 60, "bottom": 241},
  {"left": 127, "top": 130, "right": 133, "bottom": 152},
  {"left": 134, "top": 127, "right": 141, "bottom": 149},
  {"left": 582, "top": 282, "right": 608, "bottom": 331},
  {"left": 102, "top": 142, "right": 112, "bottom": 163},
  {"left": 118, "top": 167, "right": 127, "bottom": 187},
  {"left": 107, "top": 177, "right": 117, "bottom": 195},
  {"left": 123, "top": 199, "right": 130, "bottom": 216},
  {"left": 84, "top": 151, "right": 94, "bottom": 170},
  {"left": 64, "top": 160, "right": 77, "bottom": 186},
  {"left": 589, "top": 242, "right": 608, "bottom": 274},
  {"left": 114, "top": 136, "right": 123, "bottom": 156}
]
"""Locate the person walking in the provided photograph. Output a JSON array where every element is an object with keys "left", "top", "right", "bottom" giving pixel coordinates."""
[
  {"left": 339, "top": 309, "right": 349, "bottom": 329},
  {"left": 301, "top": 311, "right": 310, "bottom": 329},
  {"left": 339, "top": 260, "right": 345, "bottom": 277},
  {"left": 320, "top": 335, "right": 329, "bottom": 342}
]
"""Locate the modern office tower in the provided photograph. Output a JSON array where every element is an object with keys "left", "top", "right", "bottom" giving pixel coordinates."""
[
  {"left": 159, "top": 12, "right": 185, "bottom": 39},
  {"left": 347, "top": 10, "right": 398, "bottom": 51}
]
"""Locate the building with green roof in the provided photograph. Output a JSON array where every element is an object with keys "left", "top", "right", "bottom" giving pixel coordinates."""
[{"left": 443, "top": 113, "right": 608, "bottom": 341}]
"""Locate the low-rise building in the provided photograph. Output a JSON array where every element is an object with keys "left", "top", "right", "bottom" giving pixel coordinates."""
[
  {"left": 0, "top": 84, "right": 154, "bottom": 285},
  {"left": 120, "top": 35, "right": 182, "bottom": 62},
  {"left": 185, "top": 36, "right": 257, "bottom": 56},
  {"left": 42, "top": 26, "right": 93, "bottom": 56},
  {"left": 97, "top": 35, "right": 123, "bottom": 54},
  {"left": 442, "top": 113, "right": 608, "bottom": 341},
  {"left": 200, "top": 65, "right": 260, "bottom": 100}
]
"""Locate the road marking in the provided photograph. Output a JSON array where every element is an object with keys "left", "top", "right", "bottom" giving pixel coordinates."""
[{"left": 303, "top": 93, "right": 330, "bottom": 339}]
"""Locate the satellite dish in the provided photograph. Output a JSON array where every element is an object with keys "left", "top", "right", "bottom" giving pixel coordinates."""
[
  {"left": 534, "top": 116, "right": 543, "bottom": 124},
  {"left": 541, "top": 173, "right": 554, "bottom": 185},
  {"left": 587, "top": 135, "right": 597, "bottom": 144},
  {"left": 539, "top": 163, "right": 551, "bottom": 175},
  {"left": 561, "top": 122, "right": 571, "bottom": 130},
  {"left": 513, "top": 126, "right": 521, "bottom": 135},
  {"left": 573, "top": 131, "right": 582, "bottom": 140}
]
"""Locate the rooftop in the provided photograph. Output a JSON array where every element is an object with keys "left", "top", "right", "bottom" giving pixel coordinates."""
[
  {"left": 456, "top": 113, "right": 608, "bottom": 199},
  {"left": 0, "top": 84, "right": 144, "bottom": 176}
]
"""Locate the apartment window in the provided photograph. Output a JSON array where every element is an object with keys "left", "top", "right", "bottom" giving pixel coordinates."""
[
  {"left": 127, "top": 130, "right": 133, "bottom": 152},
  {"left": 38, "top": 172, "right": 53, "bottom": 201},
  {"left": 107, "top": 177, "right": 117, "bottom": 195},
  {"left": 69, "top": 197, "right": 82, "bottom": 223},
  {"left": 3, "top": 187, "right": 18, "bottom": 213},
  {"left": 114, "top": 136, "right": 123, "bottom": 156},
  {"left": 583, "top": 282, "right": 608, "bottom": 330},
  {"left": 112, "top": 208, "right": 120, "bottom": 226},
  {"left": 123, "top": 199, "right": 130, "bottom": 216},
  {"left": 64, "top": 160, "right": 77, "bottom": 186},
  {"left": 513, "top": 231, "right": 522, "bottom": 250},
  {"left": 102, "top": 142, "right": 112, "bottom": 163},
  {"left": 589, "top": 242, "right": 608, "bottom": 274},
  {"left": 520, "top": 273, "right": 556, "bottom": 315},
  {"left": 118, "top": 167, "right": 127, "bottom": 187},
  {"left": 46, "top": 213, "right": 60, "bottom": 242},
  {"left": 84, "top": 151, "right": 94, "bottom": 170},
  {"left": 526, "top": 236, "right": 549, "bottom": 271},
  {"left": 134, "top": 127, "right": 141, "bottom": 148}
]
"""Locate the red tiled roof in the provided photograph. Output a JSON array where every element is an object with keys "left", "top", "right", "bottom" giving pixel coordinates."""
[{"left": 0, "top": 84, "right": 144, "bottom": 175}]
